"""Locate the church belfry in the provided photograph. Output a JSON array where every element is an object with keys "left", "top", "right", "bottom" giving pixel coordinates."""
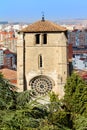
[{"left": 17, "top": 19, "right": 68, "bottom": 98}]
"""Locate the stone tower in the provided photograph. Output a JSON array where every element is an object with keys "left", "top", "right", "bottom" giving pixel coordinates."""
[{"left": 17, "top": 18, "right": 68, "bottom": 98}]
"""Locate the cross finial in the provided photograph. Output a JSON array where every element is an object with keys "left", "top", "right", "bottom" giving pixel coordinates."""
[{"left": 42, "top": 12, "right": 45, "bottom": 21}]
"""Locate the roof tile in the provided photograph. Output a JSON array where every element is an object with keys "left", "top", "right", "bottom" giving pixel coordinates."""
[
  {"left": 21, "top": 20, "right": 67, "bottom": 33},
  {"left": 0, "top": 68, "right": 17, "bottom": 85}
]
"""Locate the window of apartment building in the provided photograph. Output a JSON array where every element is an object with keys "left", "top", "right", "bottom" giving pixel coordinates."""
[
  {"left": 39, "top": 54, "right": 43, "bottom": 68},
  {"left": 43, "top": 34, "right": 47, "bottom": 44},
  {"left": 35, "top": 34, "right": 40, "bottom": 44}
]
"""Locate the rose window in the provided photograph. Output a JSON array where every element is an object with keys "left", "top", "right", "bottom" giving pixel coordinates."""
[{"left": 29, "top": 76, "right": 53, "bottom": 95}]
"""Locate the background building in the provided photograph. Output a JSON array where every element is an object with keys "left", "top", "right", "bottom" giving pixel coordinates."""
[{"left": 0, "top": 48, "right": 16, "bottom": 69}]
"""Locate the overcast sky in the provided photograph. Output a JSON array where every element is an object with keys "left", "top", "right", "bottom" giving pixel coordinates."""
[{"left": 0, "top": 0, "right": 87, "bottom": 22}]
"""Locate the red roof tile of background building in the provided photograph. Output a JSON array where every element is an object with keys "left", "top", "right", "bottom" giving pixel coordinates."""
[
  {"left": 0, "top": 68, "right": 17, "bottom": 85},
  {"left": 74, "top": 69, "right": 87, "bottom": 80},
  {"left": 4, "top": 49, "right": 14, "bottom": 54}
]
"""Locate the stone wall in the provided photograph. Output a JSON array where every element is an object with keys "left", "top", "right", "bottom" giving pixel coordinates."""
[{"left": 17, "top": 32, "right": 68, "bottom": 98}]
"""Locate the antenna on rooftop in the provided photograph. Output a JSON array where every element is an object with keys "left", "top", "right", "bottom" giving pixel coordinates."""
[{"left": 41, "top": 11, "right": 45, "bottom": 21}]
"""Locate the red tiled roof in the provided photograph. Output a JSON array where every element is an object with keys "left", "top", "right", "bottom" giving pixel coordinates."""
[
  {"left": 21, "top": 20, "right": 67, "bottom": 33},
  {"left": 82, "top": 74, "right": 87, "bottom": 79},
  {"left": 8, "top": 37, "right": 17, "bottom": 40},
  {"left": 4, "top": 49, "right": 14, "bottom": 54},
  {"left": 0, "top": 31, "right": 14, "bottom": 35},
  {"left": 0, "top": 44, "right": 4, "bottom": 47},
  {"left": 0, "top": 68, "right": 17, "bottom": 85},
  {"left": 74, "top": 70, "right": 87, "bottom": 80}
]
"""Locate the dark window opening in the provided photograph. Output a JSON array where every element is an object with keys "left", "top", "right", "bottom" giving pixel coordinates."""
[
  {"left": 43, "top": 34, "right": 47, "bottom": 44},
  {"left": 39, "top": 55, "right": 42, "bottom": 68},
  {"left": 36, "top": 34, "right": 40, "bottom": 44}
]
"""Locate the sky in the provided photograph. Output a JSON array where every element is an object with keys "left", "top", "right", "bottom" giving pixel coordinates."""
[{"left": 0, "top": 0, "right": 87, "bottom": 22}]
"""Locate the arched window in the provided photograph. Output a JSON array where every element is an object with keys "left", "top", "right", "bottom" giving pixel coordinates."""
[
  {"left": 39, "top": 55, "right": 42, "bottom": 68},
  {"left": 43, "top": 34, "right": 47, "bottom": 44},
  {"left": 35, "top": 34, "right": 40, "bottom": 44}
]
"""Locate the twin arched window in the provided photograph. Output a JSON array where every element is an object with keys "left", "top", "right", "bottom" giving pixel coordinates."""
[{"left": 35, "top": 34, "right": 47, "bottom": 44}]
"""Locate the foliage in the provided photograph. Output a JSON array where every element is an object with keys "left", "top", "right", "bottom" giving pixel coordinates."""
[
  {"left": 16, "top": 90, "right": 36, "bottom": 109},
  {"left": 64, "top": 72, "right": 87, "bottom": 129},
  {"left": 0, "top": 86, "right": 71, "bottom": 130},
  {"left": 0, "top": 72, "right": 17, "bottom": 110},
  {"left": 73, "top": 114, "right": 87, "bottom": 130},
  {"left": 0, "top": 72, "right": 87, "bottom": 130},
  {"left": 64, "top": 73, "right": 87, "bottom": 115}
]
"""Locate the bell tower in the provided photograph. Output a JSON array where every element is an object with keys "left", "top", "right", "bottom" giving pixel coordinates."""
[{"left": 17, "top": 19, "right": 68, "bottom": 98}]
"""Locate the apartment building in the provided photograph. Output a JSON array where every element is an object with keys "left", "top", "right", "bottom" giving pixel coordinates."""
[
  {"left": 0, "top": 31, "right": 17, "bottom": 53},
  {"left": 0, "top": 48, "right": 16, "bottom": 69},
  {"left": 68, "top": 29, "right": 87, "bottom": 47}
]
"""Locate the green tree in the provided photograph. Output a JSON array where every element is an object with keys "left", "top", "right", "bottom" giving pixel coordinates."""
[
  {"left": 0, "top": 72, "right": 76, "bottom": 130},
  {"left": 64, "top": 73, "right": 87, "bottom": 129},
  {"left": 43, "top": 92, "right": 71, "bottom": 130},
  {"left": 0, "top": 72, "right": 16, "bottom": 110},
  {"left": 64, "top": 73, "right": 87, "bottom": 115},
  {"left": 73, "top": 114, "right": 87, "bottom": 130}
]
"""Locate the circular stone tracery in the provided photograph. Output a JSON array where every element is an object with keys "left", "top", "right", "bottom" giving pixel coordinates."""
[{"left": 29, "top": 76, "right": 53, "bottom": 95}]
